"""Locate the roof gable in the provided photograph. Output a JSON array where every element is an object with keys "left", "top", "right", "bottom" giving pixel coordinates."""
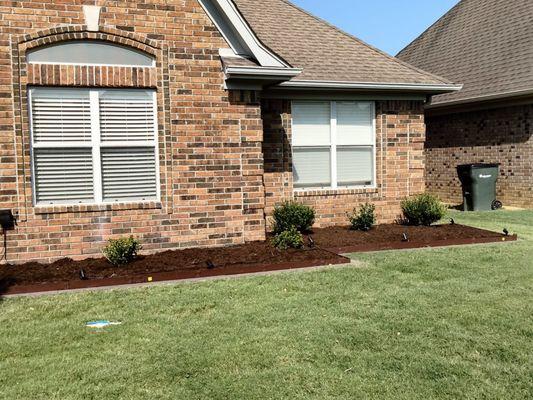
[
  {"left": 231, "top": 0, "right": 455, "bottom": 86},
  {"left": 397, "top": 0, "right": 533, "bottom": 106}
]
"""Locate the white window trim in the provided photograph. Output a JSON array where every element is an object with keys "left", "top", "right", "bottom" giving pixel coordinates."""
[
  {"left": 27, "top": 41, "right": 156, "bottom": 68},
  {"left": 27, "top": 61, "right": 156, "bottom": 68},
  {"left": 291, "top": 100, "right": 377, "bottom": 191},
  {"left": 28, "top": 87, "right": 161, "bottom": 207}
]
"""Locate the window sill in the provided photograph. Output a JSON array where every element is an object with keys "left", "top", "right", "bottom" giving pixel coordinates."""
[
  {"left": 34, "top": 201, "right": 163, "bottom": 215},
  {"left": 294, "top": 187, "right": 379, "bottom": 197}
]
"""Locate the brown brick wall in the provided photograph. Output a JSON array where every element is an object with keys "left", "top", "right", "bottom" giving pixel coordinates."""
[
  {"left": 262, "top": 99, "right": 427, "bottom": 227},
  {"left": 426, "top": 104, "right": 533, "bottom": 208},
  {"left": 0, "top": 1, "right": 266, "bottom": 263}
]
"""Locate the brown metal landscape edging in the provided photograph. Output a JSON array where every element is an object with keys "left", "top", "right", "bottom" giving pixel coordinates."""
[
  {"left": 324, "top": 234, "right": 518, "bottom": 255},
  {"left": 1, "top": 255, "right": 351, "bottom": 296}
]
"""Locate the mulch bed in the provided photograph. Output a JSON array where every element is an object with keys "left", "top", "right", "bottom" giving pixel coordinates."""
[
  {"left": 309, "top": 223, "right": 516, "bottom": 254},
  {"left": 0, "top": 223, "right": 516, "bottom": 296},
  {"left": 0, "top": 241, "right": 348, "bottom": 295}
]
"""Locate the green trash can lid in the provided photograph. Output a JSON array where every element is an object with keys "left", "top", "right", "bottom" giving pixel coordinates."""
[{"left": 457, "top": 163, "right": 500, "bottom": 169}]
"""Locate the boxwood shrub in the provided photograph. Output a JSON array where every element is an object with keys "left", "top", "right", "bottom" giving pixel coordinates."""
[
  {"left": 272, "top": 201, "right": 315, "bottom": 234},
  {"left": 102, "top": 236, "right": 142, "bottom": 266},
  {"left": 271, "top": 226, "right": 304, "bottom": 250},
  {"left": 401, "top": 194, "right": 447, "bottom": 226},
  {"left": 348, "top": 203, "right": 376, "bottom": 231}
]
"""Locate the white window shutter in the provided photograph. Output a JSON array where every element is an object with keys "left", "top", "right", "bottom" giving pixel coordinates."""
[
  {"left": 99, "top": 90, "right": 156, "bottom": 142},
  {"left": 33, "top": 149, "right": 94, "bottom": 204},
  {"left": 31, "top": 89, "right": 92, "bottom": 143},
  {"left": 336, "top": 102, "right": 373, "bottom": 145},
  {"left": 101, "top": 148, "right": 158, "bottom": 202},
  {"left": 292, "top": 101, "right": 331, "bottom": 146}
]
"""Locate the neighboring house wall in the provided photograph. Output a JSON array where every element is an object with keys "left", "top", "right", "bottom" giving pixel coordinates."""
[
  {"left": 426, "top": 104, "right": 533, "bottom": 208},
  {"left": 262, "top": 99, "right": 426, "bottom": 226},
  {"left": 0, "top": 1, "right": 266, "bottom": 263}
]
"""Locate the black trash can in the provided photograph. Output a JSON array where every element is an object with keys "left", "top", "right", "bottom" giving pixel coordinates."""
[{"left": 457, "top": 163, "right": 501, "bottom": 211}]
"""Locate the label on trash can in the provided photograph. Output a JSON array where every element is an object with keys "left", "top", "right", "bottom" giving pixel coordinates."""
[{"left": 479, "top": 174, "right": 492, "bottom": 178}]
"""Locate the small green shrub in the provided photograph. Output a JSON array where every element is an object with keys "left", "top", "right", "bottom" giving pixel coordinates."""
[
  {"left": 271, "top": 226, "right": 304, "bottom": 250},
  {"left": 272, "top": 201, "right": 315, "bottom": 234},
  {"left": 401, "top": 193, "right": 447, "bottom": 226},
  {"left": 348, "top": 203, "right": 376, "bottom": 231},
  {"left": 102, "top": 236, "right": 142, "bottom": 266}
]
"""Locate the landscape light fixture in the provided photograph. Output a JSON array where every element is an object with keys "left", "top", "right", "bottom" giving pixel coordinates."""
[{"left": 0, "top": 210, "right": 15, "bottom": 231}]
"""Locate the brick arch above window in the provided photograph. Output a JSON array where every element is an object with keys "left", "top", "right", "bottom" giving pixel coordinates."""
[
  {"left": 19, "top": 26, "right": 162, "bottom": 55},
  {"left": 17, "top": 29, "right": 163, "bottom": 88}
]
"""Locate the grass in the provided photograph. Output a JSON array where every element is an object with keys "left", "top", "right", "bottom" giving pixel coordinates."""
[{"left": 0, "top": 210, "right": 532, "bottom": 399}]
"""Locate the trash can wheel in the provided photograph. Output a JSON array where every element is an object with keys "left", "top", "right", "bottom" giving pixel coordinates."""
[{"left": 491, "top": 200, "right": 503, "bottom": 210}]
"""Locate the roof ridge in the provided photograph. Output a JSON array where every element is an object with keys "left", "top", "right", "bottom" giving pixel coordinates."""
[
  {"left": 396, "top": 0, "right": 465, "bottom": 57},
  {"left": 277, "top": 0, "right": 453, "bottom": 85}
]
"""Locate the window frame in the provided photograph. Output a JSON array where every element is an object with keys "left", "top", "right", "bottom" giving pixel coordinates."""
[
  {"left": 28, "top": 87, "right": 161, "bottom": 207},
  {"left": 291, "top": 100, "right": 377, "bottom": 191}
]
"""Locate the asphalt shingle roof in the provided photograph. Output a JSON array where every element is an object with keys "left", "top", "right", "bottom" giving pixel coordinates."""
[
  {"left": 397, "top": 0, "right": 533, "bottom": 105},
  {"left": 231, "top": 0, "right": 453, "bottom": 86}
]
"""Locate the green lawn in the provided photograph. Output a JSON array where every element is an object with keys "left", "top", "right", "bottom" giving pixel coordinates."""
[{"left": 1, "top": 210, "right": 532, "bottom": 400}]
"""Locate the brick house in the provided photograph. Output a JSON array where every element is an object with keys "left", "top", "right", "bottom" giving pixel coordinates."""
[
  {"left": 398, "top": 0, "right": 533, "bottom": 208},
  {"left": 0, "top": 0, "right": 459, "bottom": 263}
]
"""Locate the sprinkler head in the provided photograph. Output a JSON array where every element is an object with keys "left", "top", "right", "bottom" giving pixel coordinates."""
[{"left": 79, "top": 268, "right": 88, "bottom": 280}]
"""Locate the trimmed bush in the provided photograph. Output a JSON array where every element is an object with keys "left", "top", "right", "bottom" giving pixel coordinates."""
[
  {"left": 271, "top": 226, "right": 304, "bottom": 250},
  {"left": 348, "top": 203, "right": 376, "bottom": 231},
  {"left": 102, "top": 236, "right": 142, "bottom": 266},
  {"left": 401, "top": 194, "right": 447, "bottom": 226},
  {"left": 272, "top": 201, "right": 315, "bottom": 234}
]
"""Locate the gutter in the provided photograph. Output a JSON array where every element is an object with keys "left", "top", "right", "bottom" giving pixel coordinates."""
[
  {"left": 427, "top": 88, "right": 533, "bottom": 109},
  {"left": 277, "top": 80, "right": 462, "bottom": 93},
  {"left": 224, "top": 66, "right": 302, "bottom": 80}
]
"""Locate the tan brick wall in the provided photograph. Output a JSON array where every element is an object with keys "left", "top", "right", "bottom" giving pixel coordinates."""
[
  {"left": 262, "top": 99, "right": 427, "bottom": 227},
  {"left": 0, "top": 1, "right": 429, "bottom": 264},
  {"left": 0, "top": 1, "right": 266, "bottom": 263},
  {"left": 426, "top": 104, "right": 533, "bottom": 208}
]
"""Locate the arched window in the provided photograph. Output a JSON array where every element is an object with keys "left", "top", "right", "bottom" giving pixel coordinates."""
[{"left": 27, "top": 40, "right": 155, "bottom": 67}]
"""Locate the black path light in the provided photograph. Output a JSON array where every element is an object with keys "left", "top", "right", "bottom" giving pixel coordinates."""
[
  {"left": 79, "top": 268, "right": 88, "bottom": 280},
  {"left": 402, "top": 233, "right": 409, "bottom": 242},
  {"left": 308, "top": 236, "right": 315, "bottom": 248},
  {"left": 503, "top": 228, "right": 509, "bottom": 236},
  {"left": 206, "top": 260, "right": 216, "bottom": 270},
  {"left": 450, "top": 218, "right": 455, "bottom": 225}
]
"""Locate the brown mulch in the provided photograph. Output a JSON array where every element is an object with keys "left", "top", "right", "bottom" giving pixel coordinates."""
[
  {"left": 0, "top": 240, "right": 344, "bottom": 288},
  {"left": 308, "top": 223, "right": 506, "bottom": 250},
  {"left": 0, "top": 223, "right": 512, "bottom": 293}
]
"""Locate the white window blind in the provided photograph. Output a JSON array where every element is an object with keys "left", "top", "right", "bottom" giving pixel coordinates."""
[
  {"left": 292, "top": 101, "right": 331, "bottom": 146},
  {"left": 101, "top": 148, "right": 157, "bottom": 202},
  {"left": 31, "top": 89, "right": 92, "bottom": 143},
  {"left": 336, "top": 102, "right": 373, "bottom": 145},
  {"left": 293, "top": 147, "right": 331, "bottom": 188},
  {"left": 34, "top": 149, "right": 94, "bottom": 203},
  {"left": 99, "top": 90, "right": 156, "bottom": 142},
  {"left": 30, "top": 88, "right": 159, "bottom": 206},
  {"left": 292, "top": 101, "right": 375, "bottom": 189}
]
